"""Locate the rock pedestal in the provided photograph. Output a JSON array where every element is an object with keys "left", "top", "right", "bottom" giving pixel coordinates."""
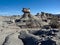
[{"left": 15, "top": 8, "right": 41, "bottom": 28}]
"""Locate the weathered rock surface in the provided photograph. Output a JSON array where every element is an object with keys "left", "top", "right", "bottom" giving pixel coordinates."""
[
  {"left": 2, "top": 33, "right": 24, "bottom": 45},
  {"left": 18, "top": 29, "right": 59, "bottom": 45},
  {"left": 0, "top": 8, "right": 60, "bottom": 45}
]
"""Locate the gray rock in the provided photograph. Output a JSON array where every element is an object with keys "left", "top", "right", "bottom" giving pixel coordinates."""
[{"left": 2, "top": 33, "right": 24, "bottom": 45}]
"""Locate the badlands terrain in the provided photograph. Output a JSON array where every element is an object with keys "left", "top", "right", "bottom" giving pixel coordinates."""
[{"left": 0, "top": 8, "right": 60, "bottom": 45}]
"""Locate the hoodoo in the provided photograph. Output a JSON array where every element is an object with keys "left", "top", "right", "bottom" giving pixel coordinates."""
[{"left": 15, "top": 8, "right": 41, "bottom": 28}]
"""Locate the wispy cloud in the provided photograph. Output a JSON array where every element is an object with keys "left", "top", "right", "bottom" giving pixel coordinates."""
[{"left": 54, "top": 12, "right": 60, "bottom": 14}]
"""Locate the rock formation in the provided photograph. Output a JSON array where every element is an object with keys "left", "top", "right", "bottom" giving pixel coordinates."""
[
  {"left": 0, "top": 8, "right": 60, "bottom": 45},
  {"left": 15, "top": 8, "right": 42, "bottom": 28},
  {"left": 18, "top": 29, "right": 59, "bottom": 45}
]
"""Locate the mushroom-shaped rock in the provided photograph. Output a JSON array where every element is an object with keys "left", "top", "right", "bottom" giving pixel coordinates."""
[{"left": 22, "top": 8, "right": 30, "bottom": 13}]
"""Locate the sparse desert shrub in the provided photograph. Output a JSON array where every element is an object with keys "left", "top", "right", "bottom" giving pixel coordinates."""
[{"left": 49, "top": 17, "right": 60, "bottom": 28}]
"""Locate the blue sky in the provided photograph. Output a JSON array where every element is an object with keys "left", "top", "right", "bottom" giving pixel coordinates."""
[{"left": 0, "top": 0, "right": 60, "bottom": 15}]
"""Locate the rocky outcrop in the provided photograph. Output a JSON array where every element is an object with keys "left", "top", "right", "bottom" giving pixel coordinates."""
[
  {"left": 2, "top": 33, "right": 24, "bottom": 45},
  {"left": 0, "top": 8, "right": 60, "bottom": 45},
  {"left": 15, "top": 8, "right": 42, "bottom": 28},
  {"left": 18, "top": 29, "right": 59, "bottom": 45}
]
